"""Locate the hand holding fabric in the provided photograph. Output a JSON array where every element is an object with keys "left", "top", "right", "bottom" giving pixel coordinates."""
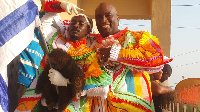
[
  {"left": 60, "top": 1, "right": 84, "bottom": 15},
  {"left": 48, "top": 68, "right": 71, "bottom": 86}
]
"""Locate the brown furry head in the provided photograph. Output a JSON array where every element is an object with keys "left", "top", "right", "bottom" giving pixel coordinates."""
[{"left": 49, "top": 48, "right": 73, "bottom": 71}]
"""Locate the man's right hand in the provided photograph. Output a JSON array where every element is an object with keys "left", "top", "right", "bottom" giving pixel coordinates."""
[
  {"left": 99, "top": 47, "right": 111, "bottom": 62},
  {"left": 48, "top": 68, "right": 71, "bottom": 86}
]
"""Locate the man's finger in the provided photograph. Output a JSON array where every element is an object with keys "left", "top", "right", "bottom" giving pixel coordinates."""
[
  {"left": 76, "top": 7, "right": 84, "bottom": 12},
  {"left": 72, "top": 6, "right": 78, "bottom": 15},
  {"left": 49, "top": 68, "right": 55, "bottom": 73},
  {"left": 66, "top": 7, "right": 72, "bottom": 15}
]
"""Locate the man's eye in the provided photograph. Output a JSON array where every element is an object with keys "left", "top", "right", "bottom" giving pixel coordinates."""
[
  {"left": 70, "top": 22, "right": 76, "bottom": 25},
  {"left": 79, "top": 23, "right": 84, "bottom": 26},
  {"left": 80, "top": 21, "right": 87, "bottom": 26},
  {"left": 106, "top": 14, "right": 112, "bottom": 18},
  {"left": 96, "top": 16, "right": 102, "bottom": 20}
]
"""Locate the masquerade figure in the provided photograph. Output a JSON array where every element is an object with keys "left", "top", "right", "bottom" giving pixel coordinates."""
[{"left": 35, "top": 48, "right": 85, "bottom": 112}]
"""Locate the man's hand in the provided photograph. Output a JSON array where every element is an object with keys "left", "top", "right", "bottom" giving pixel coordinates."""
[
  {"left": 60, "top": 1, "right": 84, "bottom": 15},
  {"left": 99, "top": 48, "right": 111, "bottom": 62},
  {"left": 48, "top": 68, "right": 71, "bottom": 86}
]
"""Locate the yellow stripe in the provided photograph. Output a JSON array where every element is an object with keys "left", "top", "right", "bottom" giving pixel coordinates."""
[
  {"left": 86, "top": 97, "right": 92, "bottom": 112},
  {"left": 111, "top": 102, "right": 146, "bottom": 112},
  {"left": 133, "top": 71, "right": 143, "bottom": 98}
]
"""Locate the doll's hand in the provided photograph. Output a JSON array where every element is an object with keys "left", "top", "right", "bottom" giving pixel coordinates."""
[
  {"left": 60, "top": 1, "right": 84, "bottom": 15},
  {"left": 48, "top": 68, "right": 71, "bottom": 86}
]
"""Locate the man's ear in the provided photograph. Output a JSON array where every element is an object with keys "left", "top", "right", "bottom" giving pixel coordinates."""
[
  {"left": 117, "top": 15, "right": 119, "bottom": 21},
  {"left": 117, "top": 15, "right": 120, "bottom": 25}
]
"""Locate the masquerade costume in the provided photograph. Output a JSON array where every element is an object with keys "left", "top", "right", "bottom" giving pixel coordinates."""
[{"left": 86, "top": 28, "right": 173, "bottom": 112}]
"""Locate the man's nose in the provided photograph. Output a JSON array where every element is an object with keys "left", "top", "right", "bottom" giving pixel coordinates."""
[
  {"left": 102, "top": 16, "right": 108, "bottom": 23},
  {"left": 73, "top": 22, "right": 79, "bottom": 27}
]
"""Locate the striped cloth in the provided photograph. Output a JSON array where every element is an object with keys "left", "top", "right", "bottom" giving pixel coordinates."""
[
  {"left": 0, "top": 0, "right": 39, "bottom": 111},
  {"left": 16, "top": 70, "right": 42, "bottom": 112},
  {"left": 18, "top": 34, "right": 44, "bottom": 87}
]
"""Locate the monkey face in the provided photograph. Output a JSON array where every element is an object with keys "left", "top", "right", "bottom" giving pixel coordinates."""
[{"left": 49, "top": 49, "right": 72, "bottom": 70}]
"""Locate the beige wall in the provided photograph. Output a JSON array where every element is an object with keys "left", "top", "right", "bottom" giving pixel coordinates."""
[
  {"left": 59, "top": 0, "right": 171, "bottom": 57},
  {"left": 79, "top": 0, "right": 151, "bottom": 19},
  {"left": 151, "top": 0, "right": 171, "bottom": 57}
]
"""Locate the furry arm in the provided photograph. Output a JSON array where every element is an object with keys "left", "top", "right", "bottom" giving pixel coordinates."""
[{"left": 48, "top": 68, "right": 71, "bottom": 86}]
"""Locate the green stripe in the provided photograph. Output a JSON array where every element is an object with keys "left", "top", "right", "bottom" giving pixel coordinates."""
[
  {"left": 48, "top": 32, "right": 59, "bottom": 52},
  {"left": 72, "top": 51, "right": 95, "bottom": 60},
  {"left": 85, "top": 69, "right": 112, "bottom": 87}
]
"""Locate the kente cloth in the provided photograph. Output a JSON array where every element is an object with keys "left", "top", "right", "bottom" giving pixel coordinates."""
[{"left": 18, "top": 34, "right": 44, "bottom": 87}]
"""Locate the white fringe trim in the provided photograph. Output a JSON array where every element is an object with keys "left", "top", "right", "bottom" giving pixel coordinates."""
[
  {"left": 108, "top": 45, "right": 121, "bottom": 61},
  {"left": 81, "top": 86, "right": 109, "bottom": 99},
  {"left": 40, "top": 12, "right": 59, "bottom": 42}
]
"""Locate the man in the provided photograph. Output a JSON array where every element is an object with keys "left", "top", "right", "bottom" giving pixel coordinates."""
[
  {"left": 150, "top": 65, "right": 173, "bottom": 112},
  {"left": 49, "top": 2, "right": 172, "bottom": 112},
  {"left": 93, "top": 3, "right": 173, "bottom": 112},
  {"left": 92, "top": 3, "right": 154, "bottom": 112}
]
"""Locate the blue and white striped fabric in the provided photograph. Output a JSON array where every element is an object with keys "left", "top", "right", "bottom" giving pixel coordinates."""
[
  {"left": 0, "top": 0, "right": 39, "bottom": 111},
  {"left": 18, "top": 34, "right": 44, "bottom": 87}
]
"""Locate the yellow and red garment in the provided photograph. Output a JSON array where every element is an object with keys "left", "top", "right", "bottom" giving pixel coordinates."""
[{"left": 90, "top": 28, "right": 173, "bottom": 73}]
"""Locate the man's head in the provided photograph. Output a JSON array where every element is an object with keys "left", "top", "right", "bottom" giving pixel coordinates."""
[
  {"left": 68, "top": 14, "right": 93, "bottom": 42},
  {"left": 95, "top": 3, "right": 120, "bottom": 37},
  {"left": 160, "top": 64, "right": 172, "bottom": 82}
]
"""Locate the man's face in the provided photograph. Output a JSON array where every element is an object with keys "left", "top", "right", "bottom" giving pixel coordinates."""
[
  {"left": 153, "top": 70, "right": 163, "bottom": 80},
  {"left": 95, "top": 3, "right": 119, "bottom": 37},
  {"left": 160, "top": 73, "right": 171, "bottom": 82},
  {"left": 68, "top": 16, "right": 88, "bottom": 42}
]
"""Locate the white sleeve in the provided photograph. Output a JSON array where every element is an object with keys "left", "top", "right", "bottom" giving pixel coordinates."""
[
  {"left": 35, "top": 15, "right": 41, "bottom": 28},
  {"left": 52, "top": 15, "right": 66, "bottom": 38},
  {"left": 39, "top": 12, "right": 59, "bottom": 42}
]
